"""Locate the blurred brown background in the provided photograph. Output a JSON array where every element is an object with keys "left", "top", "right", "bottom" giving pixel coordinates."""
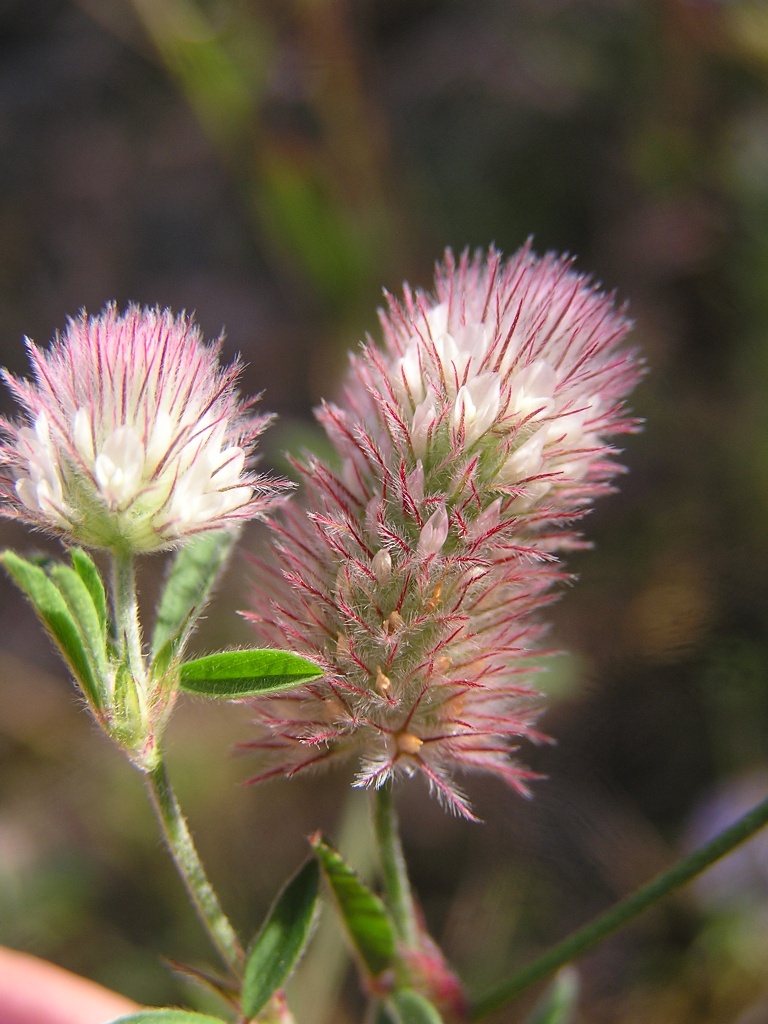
[{"left": 2, "top": 1, "right": 768, "bottom": 1021}]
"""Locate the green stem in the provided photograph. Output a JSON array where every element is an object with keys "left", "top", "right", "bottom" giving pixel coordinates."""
[
  {"left": 469, "top": 792, "right": 768, "bottom": 1020},
  {"left": 374, "top": 784, "right": 418, "bottom": 947},
  {"left": 146, "top": 757, "right": 244, "bottom": 977},
  {"left": 111, "top": 549, "right": 146, "bottom": 688}
]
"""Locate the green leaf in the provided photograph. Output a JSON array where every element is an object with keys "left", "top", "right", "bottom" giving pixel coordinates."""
[
  {"left": 311, "top": 834, "right": 396, "bottom": 979},
  {"left": 179, "top": 649, "right": 322, "bottom": 699},
  {"left": 242, "top": 859, "right": 320, "bottom": 1018},
  {"left": 522, "top": 968, "right": 579, "bottom": 1024},
  {"left": 387, "top": 990, "right": 445, "bottom": 1024},
  {"left": 69, "top": 547, "right": 108, "bottom": 633},
  {"left": 151, "top": 530, "right": 237, "bottom": 663},
  {"left": 49, "top": 563, "right": 109, "bottom": 680},
  {"left": 2, "top": 551, "right": 101, "bottom": 709},
  {"left": 110, "top": 1012, "right": 226, "bottom": 1024}
]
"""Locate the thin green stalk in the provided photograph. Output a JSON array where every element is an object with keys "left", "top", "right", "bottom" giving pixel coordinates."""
[
  {"left": 470, "top": 792, "right": 768, "bottom": 1020},
  {"left": 374, "top": 784, "right": 418, "bottom": 946},
  {"left": 146, "top": 757, "right": 244, "bottom": 977},
  {"left": 111, "top": 549, "right": 146, "bottom": 689}
]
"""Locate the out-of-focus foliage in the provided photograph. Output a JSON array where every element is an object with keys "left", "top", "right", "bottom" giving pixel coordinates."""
[{"left": 2, "top": 1, "right": 768, "bottom": 1021}]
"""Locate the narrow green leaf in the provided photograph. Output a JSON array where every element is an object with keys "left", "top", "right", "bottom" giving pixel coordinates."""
[
  {"left": 311, "top": 834, "right": 396, "bottom": 978},
  {"left": 69, "top": 547, "right": 107, "bottom": 634},
  {"left": 2, "top": 551, "right": 101, "bottom": 709},
  {"left": 242, "top": 859, "right": 320, "bottom": 1018},
  {"left": 522, "top": 969, "right": 579, "bottom": 1024},
  {"left": 151, "top": 530, "right": 237, "bottom": 661},
  {"left": 110, "top": 1012, "right": 226, "bottom": 1024},
  {"left": 387, "top": 990, "right": 445, "bottom": 1024},
  {"left": 49, "top": 563, "right": 109, "bottom": 680},
  {"left": 179, "top": 649, "right": 322, "bottom": 699}
]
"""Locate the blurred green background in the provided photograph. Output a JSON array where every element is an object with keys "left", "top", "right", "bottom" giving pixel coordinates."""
[{"left": 2, "top": 1, "right": 768, "bottom": 1021}]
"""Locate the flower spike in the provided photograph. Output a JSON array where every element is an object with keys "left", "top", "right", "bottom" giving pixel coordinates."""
[{"left": 244, "top": 245, "right": 643, "bottom": 817}]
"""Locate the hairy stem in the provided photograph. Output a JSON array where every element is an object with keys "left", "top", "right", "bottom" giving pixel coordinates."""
[
  {"left": 111, "top": 549, "right": 146, "bottom": 689},
  {"left": 146, "top": 757, "right": 244, "bottom": 977},
  {"left": 469, "top": 792, "right": 768, "bottom": 1020},
  {"left": 374, "top": 784, "right": 418, "bottom": 947}
]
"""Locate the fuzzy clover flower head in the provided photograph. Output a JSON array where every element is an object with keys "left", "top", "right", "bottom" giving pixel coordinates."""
[
  {"left": 0, "top": 303, "right": 282, "bottom": 552},
  {"left": 245, "top": 245, "right": 643, "bottom": 819}
]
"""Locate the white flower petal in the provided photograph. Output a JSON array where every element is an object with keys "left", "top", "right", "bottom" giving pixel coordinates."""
[
  {"left": 502, "top": 428, "right": 547, "bottom": 482},
  {"left": 73, "top": 408, "right": 95, "bottom": 463},
  {"left": 507, "top": 360, "right": 557, "bottom": 420},
  {"left": 144, "top": 409, "right": 173, "bottom": 471},
  {"left": 452, "top": 373, "right": 501, "bottom": 444},
  {"left": 417, "top": 504, "right": 449, "bottom": 557},
  {"left": 410, "top": 398, "right": 437, "bottom": 459},
  {"left": 15, "top": 475, "right": 41, "bottom": 512},
  {"left": 394, "top": 347, "right": 425, "bottom": 405},
  {"left": 95, "top": 427, "right": 144, "bottom": 506},
  {"left": 372, "top": 549, "right": 392, "bottom": 582}
]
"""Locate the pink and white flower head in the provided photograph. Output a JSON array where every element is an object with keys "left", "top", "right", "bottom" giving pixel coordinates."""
[
  {"left": 0, "top": 303, "right": 282, "bottom": 553},
  {"left": 245, "top": 245, "right": 643, "bottom": 819}
]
